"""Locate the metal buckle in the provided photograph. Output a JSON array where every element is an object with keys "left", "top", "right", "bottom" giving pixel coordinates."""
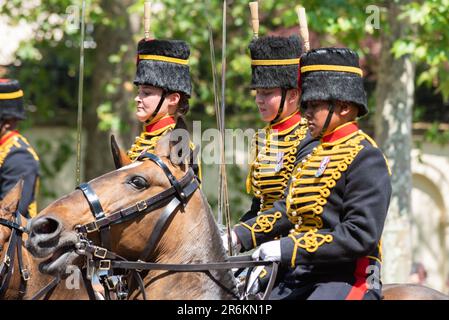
[
  {"left": 136, "top": 200, "right": 148, "bottom": 212},
  {"left": 85, "top": 221, "right": 99, "bottom": 233},
  {"left": 99, "top": 260, "right": 111, "bottom": 271},
  {"left": 94, "top": 247, "right": 108, "bottom": 259},
  {"left": 4, "top": 255, "right": 11, "bottom": 267},
  {"left": 21, "top": 269, "right": 30, "bottom": 281},
  {"left": 135, "top": 259, "right": 145, "bottom": 273}
]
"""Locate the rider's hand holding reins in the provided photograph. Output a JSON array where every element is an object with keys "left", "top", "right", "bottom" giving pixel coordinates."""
[{"left": 252, "top": 240, "right": 281, "bottom": 262}]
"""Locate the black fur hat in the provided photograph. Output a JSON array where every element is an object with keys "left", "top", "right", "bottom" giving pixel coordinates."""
[
  {"left": 0, "top": 79, "right": 26, "bottom": 120},
  {"left": 249, "top": 35, "right": 303, "bottom": 89},
  {"left": 134, "top": 39, "right": 192, "bottom": 97},
  {"left": 300, "top": 47, "right": 368, "bottom": 117}
]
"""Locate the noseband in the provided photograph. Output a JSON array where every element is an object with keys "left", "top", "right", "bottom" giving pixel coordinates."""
[{"left": 0, "top": 211, "right": 29, "bottom": 299}]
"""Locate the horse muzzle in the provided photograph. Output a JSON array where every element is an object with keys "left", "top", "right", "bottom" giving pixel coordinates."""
[
  {"left": 25, "top": 215, "right": 82, "bottom": 276},
  {"left": 26, "top": 216, "right": 64, "bottom": 258}
]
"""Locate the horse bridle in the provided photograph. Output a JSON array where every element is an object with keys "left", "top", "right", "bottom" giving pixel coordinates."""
[
  {"left": 75, "top": 152, "right": 197, "bottom": 258},
  {"left": 74, "top": 152, "right": 278, "bottom": 300},
  {"left": 0, "top": 211, "right": 30, "bottom": 299}
]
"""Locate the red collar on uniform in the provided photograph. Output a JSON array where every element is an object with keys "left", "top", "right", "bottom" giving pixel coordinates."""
[
  {"left": 271, "top": 112, "right": 302, "bottom": 131},
  {"left": 322, "top": 122, "right": 359, "bottom": 143},
  {"left": 144, "top": 116, "right": 176, "bottom": 133},
  {"left": 0, "top": 130, "right": 18, "bottom": 145}
]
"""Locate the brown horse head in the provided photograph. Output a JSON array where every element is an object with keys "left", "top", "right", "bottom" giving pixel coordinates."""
[{"left": 26, "top": 129, "right": 236, "bottom": 299}]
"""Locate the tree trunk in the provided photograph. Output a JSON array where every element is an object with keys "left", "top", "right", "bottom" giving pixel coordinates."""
[
  {"left": 84, "top": 0, "right": 138, "bottom": 180},
  {"left": 374, "top": 1, "right": 416, "bottom": 284}
]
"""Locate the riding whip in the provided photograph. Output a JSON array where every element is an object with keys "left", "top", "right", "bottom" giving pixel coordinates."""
[
  {"left": 219, "top": 0, "right": 233, "bottom": 256},
  {"left": 203, "top": 0, "right": 223, "bottom": 224},
  {"left": 75, "top": 0, "right": 87, "bottom": 186}
]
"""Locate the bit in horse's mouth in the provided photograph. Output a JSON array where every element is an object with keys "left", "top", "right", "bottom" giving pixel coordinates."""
[{"left": 39, "top": 243, "right": 80, "bottom": 275}]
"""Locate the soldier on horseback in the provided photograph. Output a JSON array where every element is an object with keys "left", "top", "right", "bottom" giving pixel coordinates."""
[
  {"left": 0, "top": 79, "right": 39, "bottom": 219},
  {"left": 242, "top": 35, "right": 316, "bottom": 222},
  {"left": 231, "top": 48, "right": 392, "bottom": 300},
  {"left": 222, "top": 32, "right": 319, "bottom": 254},
  {"left": 127, "top": 38, "right": 200, "bottom": 177}
]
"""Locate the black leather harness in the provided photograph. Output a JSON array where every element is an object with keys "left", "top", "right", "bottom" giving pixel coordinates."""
[
  {"left": 0, "top": 211, "right": 29, "bottom": 299},
  {"left": 75, "top": 152, "right": 278, "bottom": 300}
]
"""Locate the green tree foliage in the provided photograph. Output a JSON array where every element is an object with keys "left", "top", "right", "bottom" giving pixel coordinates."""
[
  {"left": 4, "top": 0, "right": 448, "bottom": 127},
  {"left": 2, "top": 0, "right": 448, "bottom": 215}
]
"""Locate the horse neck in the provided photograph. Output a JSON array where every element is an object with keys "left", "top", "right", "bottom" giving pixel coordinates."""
[{"left": 137, "top": 191, "right": 236, "bottom": 300}]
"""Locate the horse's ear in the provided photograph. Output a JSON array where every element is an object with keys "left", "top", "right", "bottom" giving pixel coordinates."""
[
  {"left": 1, "top": 180, "right": 23, "bottom": 214},
  {"left": 110, "top": 135, "right": 132, "bottom": 169},
  {"left": 154, "top": 117, "right": 191, "bottom": 170}
]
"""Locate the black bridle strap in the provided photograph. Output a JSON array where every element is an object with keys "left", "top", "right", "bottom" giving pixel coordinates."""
[
  {"left": 144, "top": 91, "right": 167, "bottom": 126},
  {"left": 30, "top": 277, "right": 60, "bottom": 300},
  {"left": 0, "top": 231, "right": 18, "bottom": 296},
  {"left": 0, "top": 218, "right": 27, "bottom": 233},
  {"left": 95, "top": 257, "right": 279, "bottom": 300},
  {"left": 81, "top": 268, "right": 98, "bottom": 300},
  {"left": 77, "top": 183, "right": 106, "bottom": 220},
  {"left": 0, "top": 212, "right": 29, "bottom": 299},
  {"left": 106, "top": 259, "right": 275, "bottom": 272},
  {"left": 138, "top": 177, "right": 200, "bottom": 263},
  {"left": 77, "top": 183, "right": 112, "bottom": 258},
  {"left": 138, "top": 152, "right": 187, "bottom": 204},
  {"left": 270, "top": 88, "right": 288, "bottom": 124},
  {"left": 319, "top": 102, "right": 335, "bottom": 139},
  {"left": 76, "top": 168, "right": 195, "bottom": 234},
  {"left": 16, "top": 236, "right": 28, "bottom": 299}
]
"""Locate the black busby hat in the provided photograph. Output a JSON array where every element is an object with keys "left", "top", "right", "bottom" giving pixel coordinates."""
[
  {"left": 249, "top": 35, "right": 303, "bottom": 90},
  {"left": 134, "top": 39, "right": 192, "bottom": 97},
  {"left": 300, "top": 47, "right": 368, "bottom": 117},
  {"left": 0, "top": 79, "right": 26, "bottom": 120}
]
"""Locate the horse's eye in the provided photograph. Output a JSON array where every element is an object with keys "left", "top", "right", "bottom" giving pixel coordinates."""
[{"left": 128, "top": 176, "right": 149, "bottom": 190}]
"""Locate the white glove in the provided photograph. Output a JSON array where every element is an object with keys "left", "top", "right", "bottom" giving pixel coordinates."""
[
  {"left": 251, "top": 240, "right": 281, "bottom": 262},
  {"left": 245, "top": 265, "right": 264, "bottom": 296},
  {"left": 221, "top": 230, "right": 241, "bottom": 254}
]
